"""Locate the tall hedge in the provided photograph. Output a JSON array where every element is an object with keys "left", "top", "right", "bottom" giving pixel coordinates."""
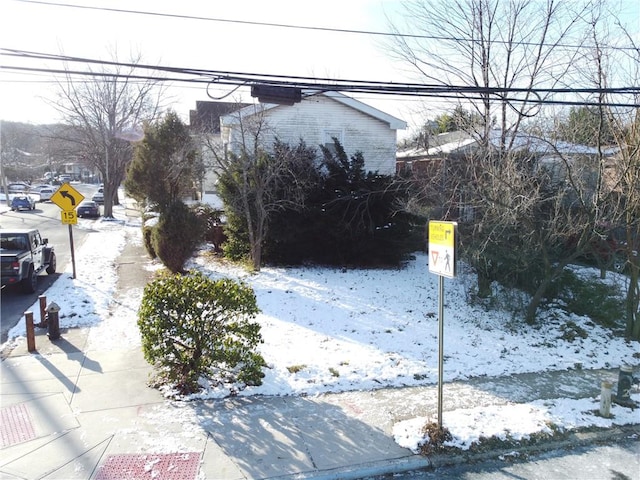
[
  {"left": 265, "top": 140, "right": 421, "bottom": 266},
  {"left": 151, "top": 201, "right": 204, "bottom": 273}
]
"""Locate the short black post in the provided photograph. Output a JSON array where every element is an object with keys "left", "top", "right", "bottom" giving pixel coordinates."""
[
  {"left": 46, "top": 302, "right": 61, "bottom": 341},
  {"left": 614, "top": 364, "right": 637, "bottom": 407}
]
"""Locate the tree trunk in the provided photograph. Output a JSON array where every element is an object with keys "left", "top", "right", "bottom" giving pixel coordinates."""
[
  {"left": 477, "top": 271, "right": 492, "bottom": 298},
  {"left": 525, "top": 260, "right": 565, "bottom": 325},
  {"left": 252, "top": 241, "right": 262, "bottom": 272},
  {"left": 626, "top": 265, "right": 640, "bottom": 340}
]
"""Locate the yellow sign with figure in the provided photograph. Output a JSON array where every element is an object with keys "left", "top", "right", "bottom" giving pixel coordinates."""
[
  {"left": 61, "top": 210, "right": 77, "bottom": 225},
  {"left": 51, "top": 183, "right": 85, "bottom": 212},
  {"left": 428, "top": 221, "right": 457, "bottom": 278}
]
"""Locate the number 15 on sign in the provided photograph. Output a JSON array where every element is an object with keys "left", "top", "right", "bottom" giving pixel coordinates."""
[{"left": 61, "top": 210, "right": 77, "bottom": 225}]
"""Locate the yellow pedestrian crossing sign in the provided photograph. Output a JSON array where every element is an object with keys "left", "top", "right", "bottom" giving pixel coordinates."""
[
  {"left": 51, "top": 183, "right": 85, "bottom": 212},
  {"left": 428, "top": 221, "right": 457, "bottom": 278}
]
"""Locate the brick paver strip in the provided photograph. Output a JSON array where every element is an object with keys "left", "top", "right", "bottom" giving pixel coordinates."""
[
  {"left": 1, "top": 403, "right": 37, "bottom": 448},
  {"left": 95, "top": 452, "right": 201, "bottom": 480}
]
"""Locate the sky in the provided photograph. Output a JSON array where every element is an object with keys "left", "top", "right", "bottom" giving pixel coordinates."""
[
  {"left": 0, "top": 0, "right": 424, "bottom": 132},
  {"left": 2, "top": 190, "right": 639, "bottom": 453},
  {"left": 1, "top": 0, "right": 638, "bottom": 141}
]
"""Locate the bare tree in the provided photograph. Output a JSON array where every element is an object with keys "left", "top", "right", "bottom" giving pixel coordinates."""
[
  {"left": 388, "top": 0, "right": 586, "bottom": 147},
  {"left": 52, "top": 51, "right": 163, "bottom": 217},
  {"left": 389, "top": 0, "right": 640, "bottom": 325},
  {"left": 199, "top": 104, "right": 319, "bottom": 271},
  {"left": 618, "top": 112, "right": 640, "bottom": 339},
  {"left": 603, "top": 107, "right": 640, "bottom": 339},
  {"left": 576, "top": 3, "right": 640, "bottom": 339},
  {"left": 389, "top": 0, "right": 585, "bottom": 310}
]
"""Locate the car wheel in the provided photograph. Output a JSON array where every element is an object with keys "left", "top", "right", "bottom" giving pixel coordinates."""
[
  {"left": 22, "top": 266, "right": 37, "bottom": 294},
  {"left": 46, "top": 252, "right": 57, "bottom": 274}
]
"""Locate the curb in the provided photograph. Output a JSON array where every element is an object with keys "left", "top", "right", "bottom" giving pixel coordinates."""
[
  {"left": 271, "top": 456, "right": 432, "bottom": 480},
  {"left": 427, "top": 423, "right": 640, "bottom": 470}
]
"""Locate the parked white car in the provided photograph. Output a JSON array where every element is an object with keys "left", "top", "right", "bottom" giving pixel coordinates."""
[
  {"left": 92, "top": 187, "right": 104, "bottom": 204},
  {"left": 38, "top": 188, "right": 54, "bottom": 202}
]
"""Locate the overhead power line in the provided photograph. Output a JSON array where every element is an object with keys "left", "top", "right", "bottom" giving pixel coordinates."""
[
  {"left": 8, "top": 0, "right": 638, "bottom": 51},
  {"left": 1, "top": 49, "right": 639, "bottom": 108}
]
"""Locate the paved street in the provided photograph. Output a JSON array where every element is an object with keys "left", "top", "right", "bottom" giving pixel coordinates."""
[{"left": 372, "top": 437, "right": 640, "bottom": 479}]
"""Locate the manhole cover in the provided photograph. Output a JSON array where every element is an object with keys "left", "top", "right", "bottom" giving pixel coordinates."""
[
  {"left": 95, "top": 452, "right": 201, "bottom": 480},
  {"left": 1, "top": 403, "right": 36, "bottom": 447}
]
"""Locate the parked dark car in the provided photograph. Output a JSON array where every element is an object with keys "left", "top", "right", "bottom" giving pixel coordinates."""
[
  {"left": 10, "top": 195, "right": 36, "bottom": 211},
  {"left": 77, "top": 201, "right": 101, "bottom": 218},
  {"left": 1, "top": 229, "right": 56, "bottom": 293}
]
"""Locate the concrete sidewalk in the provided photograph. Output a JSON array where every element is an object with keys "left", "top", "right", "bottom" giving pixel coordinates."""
[
  {"left": 0, "top": 317, "right": 633, "bottom": 480},
  {"left": 1, "top": 214, "right": 637, "bottom": 479}
]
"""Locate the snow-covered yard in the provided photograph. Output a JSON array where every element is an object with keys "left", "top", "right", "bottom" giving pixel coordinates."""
[{"left": 2, "top": 198, "right": 638, "bottom": 452}]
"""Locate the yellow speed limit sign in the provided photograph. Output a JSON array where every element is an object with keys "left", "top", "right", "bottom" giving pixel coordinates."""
[{"left": 61, "top": 210, "right": 78, "bottom": 225}]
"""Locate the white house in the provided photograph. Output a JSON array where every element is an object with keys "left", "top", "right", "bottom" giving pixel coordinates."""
[{"left": 219, "top": 91, "right": 407, "bottom": 176}]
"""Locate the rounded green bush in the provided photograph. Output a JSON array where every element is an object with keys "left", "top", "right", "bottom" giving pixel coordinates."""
[{"left": 138, "top": 270, "right": 265, "bottom": 395}]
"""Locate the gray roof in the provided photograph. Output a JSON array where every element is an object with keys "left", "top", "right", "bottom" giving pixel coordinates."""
[{"left": 398, "top": 130, "right": 621, "bottom": 159}]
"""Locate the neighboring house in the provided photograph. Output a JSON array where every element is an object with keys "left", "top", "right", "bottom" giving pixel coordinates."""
[
  {"left": 189, "top": 100, "right": 250, "bottom": 134},
  {"left": 189, "top": 100, "right": 250, "bottom": 195},
  {"left": 60, "top": 162, "right": 97, "bottom": 183},
  {"left": 191, "top": 92, "right": 406, "bottom": 195},
  {"left": 397, "top": 130, "right": 622, "bottom": 221},
  {"left": 398, "top": 130, "right": 620, "bottom": 181},
  {"left": 397, "top": 130, "right": 478, "bottom": 175}
]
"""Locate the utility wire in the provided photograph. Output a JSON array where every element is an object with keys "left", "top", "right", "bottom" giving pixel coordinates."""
[
  {"left": 8, "top": 0, "right": 638, "bottom": 51},
  {"left": 2, "top": 49, "right": 639, "bottom": 98},
  {"left": 2, "top": 62, "right": 638, "bottom": 108}
]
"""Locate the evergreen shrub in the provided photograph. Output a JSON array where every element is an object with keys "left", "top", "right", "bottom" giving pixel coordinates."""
[
  {"left": 151, "top": 201, "right": 204, "bottom": 273},
  {"left": 138, "top": 270, "right": 266, "bottom": 395},
  {"left": 142, "top": 224, "right": 157, "bottom": 258}
]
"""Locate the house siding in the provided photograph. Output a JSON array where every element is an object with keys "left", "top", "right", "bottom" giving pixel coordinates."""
[{"left": 224, "top": 94, "right": 401, "bottom": 175}]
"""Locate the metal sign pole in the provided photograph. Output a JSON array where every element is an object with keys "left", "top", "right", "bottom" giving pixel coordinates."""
[
  {"left": 437, "top": 275, "right": 444, "bottom": 428},
  {"left": 428, "top": 220, "right": 457, "bottom": 430},
  {"left": 51, "top": 183, "right": 83, "bottom": 279},
  {"left": 68, "top": 224, "right": 76, "bottom": 279}
]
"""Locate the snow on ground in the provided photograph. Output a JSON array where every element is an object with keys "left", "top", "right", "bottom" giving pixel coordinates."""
[
  {"left": 393, "top": 396, "right": 640, "bottom": 453},
  {"left": 2, "top": 194, "right": 639, "bottom": 452}
]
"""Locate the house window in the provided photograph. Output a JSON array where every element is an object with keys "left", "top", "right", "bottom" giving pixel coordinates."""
[{"left": 323, "top": 130, "right": 343, "bottom": 155}]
